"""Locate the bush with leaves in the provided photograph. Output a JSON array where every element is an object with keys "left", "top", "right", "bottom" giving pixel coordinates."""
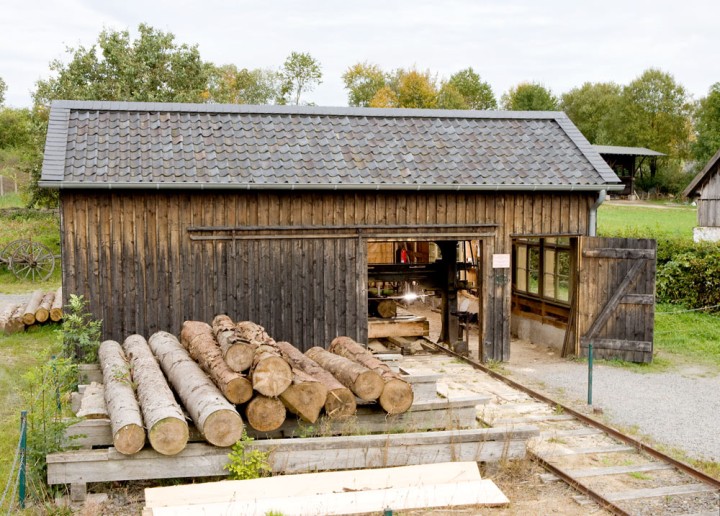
[
  {"left": 224, "top": 431, "right": 271, "bottom": 480},
  {"left": 657, "top": 249, "right": 720, "bottom": 310},
  {"left": 60, "top": 294, "right": 102, "bottom": 362}
]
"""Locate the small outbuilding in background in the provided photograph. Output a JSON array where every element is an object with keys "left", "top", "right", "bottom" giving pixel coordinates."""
[{"left": 683, "top": 148, "right": 720, "bottom": 243}]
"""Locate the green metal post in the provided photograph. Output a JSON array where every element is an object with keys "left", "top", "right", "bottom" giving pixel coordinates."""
[
  {"left": 19, "top": 410, "right": 27, "bottom": 509},
  {"left": 587, "top": 342, "right": 593, "bottom": 405}
]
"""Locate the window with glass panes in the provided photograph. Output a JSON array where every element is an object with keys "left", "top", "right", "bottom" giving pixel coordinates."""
[{"left": 513, "top": 237, "right": 572, "bottom": 304}]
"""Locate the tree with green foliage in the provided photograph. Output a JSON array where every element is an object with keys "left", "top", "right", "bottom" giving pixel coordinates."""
[
  {"left": 561, "top": 82, "right": 622, "bottom": 144},
  {"left": 0, "top": 76, "right": 6, "bottom": 105},
  {"left": 445, "top": 68, "right": 496, "bottom": 109},
  {"left": 208, "top": 65, "right": 278, "bottom": 105},
  {"left": 34, "top": 24, "right": 210, "bottom": 107},
  {"left": 501, "top": 82, "right": 559, "bottom": 111},
  {"left": 692, "top": 82, "right": 720, "bottom": 167},
  {"left": 0, "top": 107, "right": 40, "bottom": 196},
  {"left": 436, "top": 83, "right": 467, "bottom": 109},
  {"left": 342, "top": 62, "right": 386, "bottom": 107},
  {"left": 616, "top": 68, "right": 692, "bottom": 157},
  {"left": 277, "top": 51, "right": 322, "bottom": 105}
]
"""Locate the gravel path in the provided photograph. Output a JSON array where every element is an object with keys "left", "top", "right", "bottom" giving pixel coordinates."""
[{"left": 504, "top": 341, "right": 720, "bottom": 463}]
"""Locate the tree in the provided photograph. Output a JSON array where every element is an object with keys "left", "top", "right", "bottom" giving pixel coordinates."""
[
  {"left": 395, "top": 69, "right": 437, "bottom": 109},
  {"left": 446, "top": 68, "right": 496, "bottom": 109},
  {"left": 501, "top": 82, "right": 559, "bottom": 111},
  {"left": 342, "top": 62, "right": 386, "bottom": 107},
  {"left": 561, "top": 82, "right": 622, "bottom": 144},
  {"left": 0, "top": 107, "right": 42, "bottom": 197},
  {"left": 208, "top": 65, "right": 278, "bottom": 105},
  {"left": 368, "top": 86, "right": 398, "bottom": 108},
  {"left": 617, "top": 69, "right": 692, "bottom": 157},
  {"left": 692, "top": 83, "right": 720, "bottom": 166},
  {"left": 277, "top": 52, "right": 322, "bottom": 105},
  {"left": 436, "top": 83, "right": 467, "bottom": 109},
  {"left": 0, "top": 76, "right": 6, "bottom": 105},
  {"left": 33, "top": 23, "right": 211, "bottom": 107}
]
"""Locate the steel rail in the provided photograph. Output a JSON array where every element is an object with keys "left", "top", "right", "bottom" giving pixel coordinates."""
[
  {"left": 530, "top": 452, "right": 630, "bottom": 516},
  {"left": 429, "top": 342, "right": 720, "bottom": 491}
]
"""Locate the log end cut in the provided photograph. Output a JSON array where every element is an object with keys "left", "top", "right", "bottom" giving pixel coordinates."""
[
  {"left": 379, "top": 379, "right": 415, "bottom": 415},
  {"left": 354, "top": 370, "right": 385, "bottom": 401},
  {"left": 148, "top": 417, "right": 190, "bottom": 456},
  {"left": 280, "top": 382, "right": 328, "bottom": 424},
  {"left": 225, "top": 345, "right": 255, "bottom": 373},
  {"left": 246, "top": 396, "right": 286, "bottom": 433},
  {"left": 324, "top": 388, "right": 357, "bottom": 419},
  {"left": 203, "top": 409, "right": 245, "bottom": 447},
  {"left": 252, "top": 356, "right": 292, "bottom": 397},
  {"left": 113, "top": 423, "right": 146, "bottom": 455},
  {"left": 225, "top": 376, "right": 254, "bottom": 405}
]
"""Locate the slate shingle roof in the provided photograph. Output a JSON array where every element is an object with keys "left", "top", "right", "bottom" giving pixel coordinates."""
[{"left": 41, "top": 101, "right": 621, "bottom": 191}]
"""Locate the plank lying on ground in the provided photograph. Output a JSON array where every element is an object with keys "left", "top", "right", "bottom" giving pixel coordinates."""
[
  {"left": 146, "top": 480, "right": 507, "bottom": 516},
  {"left": 145, "top": 461, "right": 482, "bottom": 508},
  {"left": 48, "top": 427, "right": 538, "bottom": 488}
]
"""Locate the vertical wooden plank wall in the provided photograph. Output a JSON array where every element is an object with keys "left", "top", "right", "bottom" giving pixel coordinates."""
[
  {"left": 698, "top": 169, "right": 720, "bottom": 227},
  {"left": 61, "top": 190, "right": 594, "bottom": 355}
]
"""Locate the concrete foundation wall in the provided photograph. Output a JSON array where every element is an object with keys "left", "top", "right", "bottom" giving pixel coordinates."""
[
  {"left": 511, "top": 315, "right": 566, "bottom": 352},
  {"left": 693, "top": 227, "right": 720, "bottom": 243}
]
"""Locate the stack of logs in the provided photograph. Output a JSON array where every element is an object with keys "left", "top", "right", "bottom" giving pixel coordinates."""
[
  {"left": 88, "top": 316, "right": 414, "bottom": 457},
  {"left": 0, "top": 287, "right": 63, "bottom": 334}
]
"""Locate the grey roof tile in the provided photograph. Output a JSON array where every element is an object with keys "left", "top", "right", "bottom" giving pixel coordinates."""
[{"left": 41, "top": 101, "right": 620, "bottom": 190}]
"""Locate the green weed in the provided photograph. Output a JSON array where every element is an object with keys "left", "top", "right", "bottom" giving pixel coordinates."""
[{"left": 225, "top": 431, "right": 271, "bottom": 480}]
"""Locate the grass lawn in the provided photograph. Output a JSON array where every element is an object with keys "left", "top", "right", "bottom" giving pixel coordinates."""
[
  {"left": 0, "top": 325, "right": 62, "bottom": 508},
  {"left": 0, "top": 193, "right": 25, "bottom": 209},
  {"left": 597, "top": 201, "right": 696, "bottom": 239},
  {"left": 0, "top": 209, "right": 61, "bottom": 293}
]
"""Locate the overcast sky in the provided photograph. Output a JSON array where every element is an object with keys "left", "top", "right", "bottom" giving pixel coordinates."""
[{"left": 1, "top": 0, "right": 718, "bottom": 108}]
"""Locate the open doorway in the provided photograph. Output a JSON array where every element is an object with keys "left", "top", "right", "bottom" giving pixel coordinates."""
[{"left": 366, "top": 239, "right": 483, "bottom": 357}]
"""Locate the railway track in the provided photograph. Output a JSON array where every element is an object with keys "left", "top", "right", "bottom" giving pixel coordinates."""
[{"left": 401, "top": 344, "right": 720, "bottom": 515}]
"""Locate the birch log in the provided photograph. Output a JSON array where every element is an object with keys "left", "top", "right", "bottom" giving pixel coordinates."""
[
  {"left": 76, "top": 382, "right": 108, "bottom": 419},
  {"left": 35, "top": 292, "right": 55, "bottom": 323},
  {"left": 305, "top": 347, "right": 384, "bottom": 401},
  {"left": 237, "top": 321, "right": 292, "bottom": 397},
  {"left": 22, "top": 290, "right": 44, "bottom": 325},
  {"left": 180, "top": 321, "right": 253, "bottom": 404},
  {"left": 275, "top": 341, "right": 355, "bottom": 419},
  {"left": 98, "top": 340, "right": 145, "bottom": 455},
  {"left": 123, "top": 334, "right": 189, "bottom": 455},
  {"left": 211, "top": 315, "right": 256, "bottom": 372},
  {"left": 245, "top": 395, "right": 287, "bottom": 432},
  {"left": 50, "top": 287, "right": 63, "bottom": 322},
  {"left": 329, "top": 336, "right": 414, "bottom": 414},
  {"left": 148, "top": 331, "right": 244, "bottom": 447}
]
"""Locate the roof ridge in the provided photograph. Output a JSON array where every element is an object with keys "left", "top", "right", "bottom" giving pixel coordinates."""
[{"left": 51, "top": 100, "right": 564, "bottom": 121}]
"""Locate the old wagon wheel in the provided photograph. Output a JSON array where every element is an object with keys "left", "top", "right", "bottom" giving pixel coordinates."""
[
  {"left": 8, "top": 240, "right": 56, "bottom": 282},
  {"left": 0, "top": 239, "right": 27, "bottom": 264}
]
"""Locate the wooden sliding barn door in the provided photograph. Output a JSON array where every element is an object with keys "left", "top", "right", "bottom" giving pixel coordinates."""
[{"left": 575, "top": 237, "right": 656, "bottom": 363}]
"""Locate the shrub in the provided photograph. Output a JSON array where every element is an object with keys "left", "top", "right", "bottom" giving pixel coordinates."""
[
  {"left": 224, "top": 431, "right": 271, "bottom": 480},
  {"left": 60, "top": 294, "right": 102, "bottom": 362},
  {"left": 657, "top": 250, "right": 720, "bottom": 309}
]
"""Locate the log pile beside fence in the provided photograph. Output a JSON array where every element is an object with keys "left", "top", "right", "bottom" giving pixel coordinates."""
[{"left": 0, "top": 287, "right": 63, "bottom": 334}]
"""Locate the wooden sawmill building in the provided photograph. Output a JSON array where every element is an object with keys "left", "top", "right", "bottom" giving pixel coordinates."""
[{"left": 40, "top": 101, "right": 656, "bottom": 362}]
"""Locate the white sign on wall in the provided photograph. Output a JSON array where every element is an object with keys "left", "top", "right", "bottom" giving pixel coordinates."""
[{"left": 492, "top": 253, "right": 511, "bottom": 269}]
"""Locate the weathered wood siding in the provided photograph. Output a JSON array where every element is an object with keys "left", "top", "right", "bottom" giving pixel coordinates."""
[
  {"left": 576, "top": 237, "right": 656, "bottom": 363},
  {"left": 60, "top": 190, "right": 595, "bottom": 356},
  {"left": 697, "top": 164, "right": 720, "bottom": 227}
]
